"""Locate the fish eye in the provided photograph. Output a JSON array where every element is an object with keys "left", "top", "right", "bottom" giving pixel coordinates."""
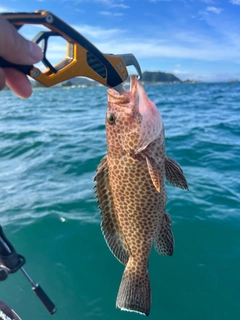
[{"left": 107, "top": 113, "right": 115, "bottom": 124}]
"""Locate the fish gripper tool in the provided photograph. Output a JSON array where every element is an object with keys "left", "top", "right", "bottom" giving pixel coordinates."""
[{"left": 0, "top": 10, "right": 142, "bottom": 91}]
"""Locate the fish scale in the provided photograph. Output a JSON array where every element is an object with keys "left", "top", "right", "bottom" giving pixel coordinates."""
[{"left": 94, "top": 76, "right": 188, "bottom": 316}]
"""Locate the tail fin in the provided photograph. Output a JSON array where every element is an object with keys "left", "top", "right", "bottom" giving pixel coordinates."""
[{"left": 116, "top": 261, "right": 151, "bottom": 316}]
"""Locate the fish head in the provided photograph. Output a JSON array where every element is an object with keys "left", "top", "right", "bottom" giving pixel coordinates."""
[{"left": 106, "top": 76, "right": 163, "bottom": 157}]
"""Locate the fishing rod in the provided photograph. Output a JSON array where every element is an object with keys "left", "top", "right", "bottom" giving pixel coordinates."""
[{"left": 0, "top": 225, "right": 56, "bottom": 319}]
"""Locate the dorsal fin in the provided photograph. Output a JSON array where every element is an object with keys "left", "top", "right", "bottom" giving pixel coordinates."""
[
  {"left": 145, "top": 155, "right": 161, "bottom": 192},
  {"left": 165, "top": 157, "right": 188, "bottom": 190},
  {"left": 94, "top": 156, "right": 129, "bottom": 265}
]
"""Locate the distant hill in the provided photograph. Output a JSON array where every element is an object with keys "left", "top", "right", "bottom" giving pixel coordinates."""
[
  {"left": 66, "top": 77, "right": 95, "bottom": 86},
  {"left": 142, "top": 71, "right": 181, "bottom": 83}
]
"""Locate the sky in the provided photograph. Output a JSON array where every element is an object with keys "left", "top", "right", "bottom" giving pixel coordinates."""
[{"left": 1, "top": 0, "right": 240, "bottom": 82}]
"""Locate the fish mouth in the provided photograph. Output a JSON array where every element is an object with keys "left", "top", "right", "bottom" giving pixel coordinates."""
[
  {"left": 108, "top": 76, "right": 139, "bottom": 104},
  {"left": 108, "top": 86, "right": 131, "bottom": 104},
  {"left": 108, "top": 76, "right": 162, "bottom": 152}
]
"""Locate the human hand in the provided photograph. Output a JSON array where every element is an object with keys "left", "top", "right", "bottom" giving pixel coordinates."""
[{"left": 0, "top": 15, "right": 43, "bottom": 98}]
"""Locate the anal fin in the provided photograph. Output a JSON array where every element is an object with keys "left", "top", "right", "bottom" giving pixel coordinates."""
[
  {"left": 165, "top": 157, "right": 188, "bottom": 190},
  {"left": 94, "top": 156, "right": 129, "bottom": 265},
  {"left": 154, "top": 212, "right": 174, "bottom": 256}
]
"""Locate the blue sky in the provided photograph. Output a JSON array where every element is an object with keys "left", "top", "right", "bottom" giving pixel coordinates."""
[{"left": 1, "top": 0, "right": 240, "bottom": 82}]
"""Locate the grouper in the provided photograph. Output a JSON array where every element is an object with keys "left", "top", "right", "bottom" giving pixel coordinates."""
[{"left": 94, "top": 76, "right": 188, "bottom": 316}]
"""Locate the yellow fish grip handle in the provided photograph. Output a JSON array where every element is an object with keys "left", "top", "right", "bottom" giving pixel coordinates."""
[{"left": 0, "top": 10, "right": 129, "bottom": 88}]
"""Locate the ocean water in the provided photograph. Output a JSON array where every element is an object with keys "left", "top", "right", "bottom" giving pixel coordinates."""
[{"left": 0, "top": 83, "right": 239, "bottom": 320}]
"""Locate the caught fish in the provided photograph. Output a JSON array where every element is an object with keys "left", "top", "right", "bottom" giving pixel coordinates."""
[{"left": 94, "top": 76, "right": 188, "bottom": 316}]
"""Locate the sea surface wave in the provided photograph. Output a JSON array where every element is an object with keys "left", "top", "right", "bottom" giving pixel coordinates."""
[{"left": 0, "top": 83, "right": 239, "bottom": 320}]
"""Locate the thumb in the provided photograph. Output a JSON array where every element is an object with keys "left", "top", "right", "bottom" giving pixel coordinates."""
[{"left": 0, "top": 16, "right": 43, "bottom": 65}]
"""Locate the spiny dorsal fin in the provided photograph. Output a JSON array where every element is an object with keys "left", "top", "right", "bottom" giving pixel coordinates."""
[
  {"left": 145, "top": 155, "right": 161, "bottom": 192},
  {"left": 165, "top": 157, "right": 189, "bottom": 190},
  {"left": 94, "top": 156, "right": 129, "bottom": 265},
  {"left": 154, "top": 212, "right": 174, "bottom": 256}
]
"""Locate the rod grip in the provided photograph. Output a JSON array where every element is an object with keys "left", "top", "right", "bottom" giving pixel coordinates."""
[
  {"left": 0, "top": 57, "right": 32, "bottom": 74},
  {"left": 32, "top": 284, "right": 56, "bottom": 315}
]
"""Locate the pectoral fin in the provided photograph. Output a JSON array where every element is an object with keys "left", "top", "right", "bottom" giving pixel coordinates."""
[
  {"left": 154, "top": 212, "right": 174, "bottom": 256},
  {"left": 165, "top": 157, "right": 189, "bottom": 190},
  {"left": 94, "top": 156, "right": 129, "bottom": 265},
  {"left": 145, "top": 155, "right": 161, "bottom": 192}
]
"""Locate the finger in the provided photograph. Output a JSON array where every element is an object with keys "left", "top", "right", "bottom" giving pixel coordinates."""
[
  {"left": 0, "top": 68, "right": 6, "bottom": 91},
  {"left": 4, "top": 68, "right": 33, "bottom": 98},
  {"left": 0, "top": 16, "right": 43, "bottom": 65}
]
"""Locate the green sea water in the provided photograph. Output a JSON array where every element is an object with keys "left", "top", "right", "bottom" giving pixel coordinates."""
[{"left": 0, "top": 83, "right": 239, "bottom": 320}]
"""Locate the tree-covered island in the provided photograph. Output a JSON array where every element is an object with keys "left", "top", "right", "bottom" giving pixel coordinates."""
[{"left": 142, "top": 71, "right": 181, "bottom": 83}]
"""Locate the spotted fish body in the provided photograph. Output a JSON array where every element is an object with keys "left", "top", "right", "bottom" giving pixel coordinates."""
[{"left": 94, "top": 76, "right": 188, "bottom": 316}]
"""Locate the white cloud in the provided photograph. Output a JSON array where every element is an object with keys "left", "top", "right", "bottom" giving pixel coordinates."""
[
  {"left": 111, "top": 3, "right": 129, "bottom": 8},
  {"left": 230, "top": 0, "right": 240, "bottom": 4},
  {"left": 207, "top": 6, "right": 223, "bottom": 14},
  {"left": 16, "top": 17, "right": 240, "bottom": 67},
  {"left": 149, "top": 0, "right": 172, "bottom": 2},
  {"left": 99, "top": 11, "right": 111, "bottom": 15},
  {"left": 18, "top": 24, "right": 50, "bottom": 40},
  {"left": 201, "top": 0, "right": 214, "bottom": 3},
  {"left": 173, "top": 67, "right": 190, "bottom": 76},
  {"left": 95, "top": 0, "right": 129, "bottom": 8},
  {"left": 0, "top": 6, "right": 11, "bottom": 12},
  {"left": 63, "top": 0, "right": 129, "bottom": 8},
  {"left": 29, "top": 23, "right": 239, "bottom": 66},
  {"left": 72, "top": 24, "right": 126, "bottom": 39},
  {"left": 175, "top": 64, "right": 181, "bottom": 69},
  {"left": 99, "top": 11, "right": 123, "bottom": 16},
  {"left": 149, "top": 0, "right": 187, "bottom": 2},
  {"left": 94, "top": 37, "right": 240, "bottom": 62}
]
